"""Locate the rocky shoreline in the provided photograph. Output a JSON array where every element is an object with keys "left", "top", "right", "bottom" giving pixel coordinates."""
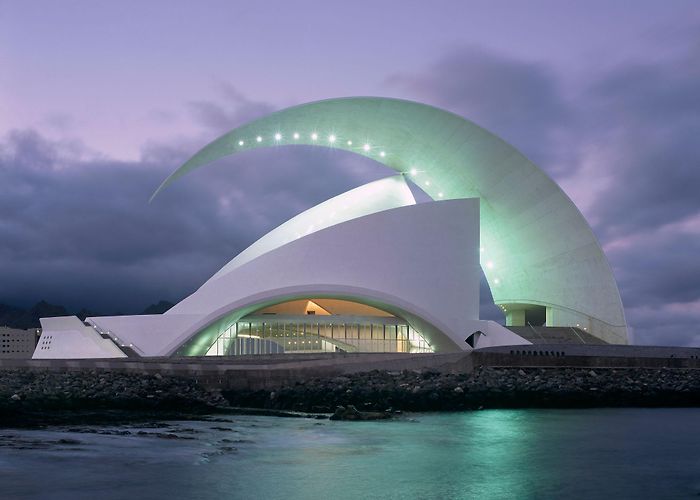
[
  {"left": 3, "top": 366, "right": 700, "bottom": 425},
  {"left": 223, "top": 366, "right": 700, "bottom": 413},
  {"left": 0, "top": 369, "right": 227, "bottom": 426}
]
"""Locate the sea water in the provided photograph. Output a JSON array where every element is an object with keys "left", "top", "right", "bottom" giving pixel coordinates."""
[{"left": 1, "top": 408, "right": 699, "bottom": 499}]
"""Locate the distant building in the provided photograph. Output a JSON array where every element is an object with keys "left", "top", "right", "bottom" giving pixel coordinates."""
[
  {"left": 33, "top": 97, "right": 628, "bottom": 359},
  {"left": 1, "top": 326, "right": 39, "bottom": 359}
]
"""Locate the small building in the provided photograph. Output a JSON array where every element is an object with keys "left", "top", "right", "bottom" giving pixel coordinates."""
[{"left": 1, "top": 326, "right": 40, "bottom": 359}]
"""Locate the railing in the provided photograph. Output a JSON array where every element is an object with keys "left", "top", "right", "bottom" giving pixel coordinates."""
[{"left": 569, "top": 326, "right": 586, "bottom": 344}]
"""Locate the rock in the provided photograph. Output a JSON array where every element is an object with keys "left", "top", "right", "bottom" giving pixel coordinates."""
[
  {"left": 56, "top": 438, "right": 82, "bottom": 445},
  {"left": 518, "top": 369, "right": 527, "bottom": 377},
  {"left": 453, "top": 386, "right": 464, "bottom": 394},
  {"left": 329, "top": 405, "right": 391, "bottom": 421}
]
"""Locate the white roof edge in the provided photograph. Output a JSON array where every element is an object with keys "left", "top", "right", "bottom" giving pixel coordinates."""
[{"left": 202, "top": 174, "right": 415, "bottom": 285}]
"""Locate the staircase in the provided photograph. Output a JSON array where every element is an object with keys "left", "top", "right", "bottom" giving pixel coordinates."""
[{"left": 506, "top": 326, "right": 608, "bottom": 345}]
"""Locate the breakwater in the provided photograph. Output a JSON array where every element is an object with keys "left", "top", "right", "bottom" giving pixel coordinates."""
[
  {"left": 0, "top": 369, "right": 227, "bottom": 426},
  {"left": 3, "top": 364, "right": 700, "bottom": 426},
  {"left": 222, "top": 366, "right": 700, "bottom": 412}
]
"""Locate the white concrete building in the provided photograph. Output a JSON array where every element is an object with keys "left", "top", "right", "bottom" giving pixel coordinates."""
[{"left": 34, "top": 97, "right": 627, "bottom": 359}]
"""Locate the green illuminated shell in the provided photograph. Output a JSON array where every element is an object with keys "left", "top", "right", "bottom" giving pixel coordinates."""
[{"left": 154, "top": 97, "right": 627, "bottom": 343}]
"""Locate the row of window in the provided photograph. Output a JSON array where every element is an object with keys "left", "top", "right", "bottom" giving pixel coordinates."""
[{"left": 207, "top": 320, "right": 433, "bottom": 356}]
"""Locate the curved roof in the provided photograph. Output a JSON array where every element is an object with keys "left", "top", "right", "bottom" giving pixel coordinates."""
[
  {"left": 154, "top": 97, "right": 627, "bottom": 344},
  {"left": 204, "top": 175, "right": 415, "bottom": 284},
  {"left": 166, "top": 199, "right": 483, "bottom": 355}
]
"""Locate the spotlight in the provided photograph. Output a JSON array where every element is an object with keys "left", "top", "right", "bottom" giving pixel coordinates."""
[
  {"left": 293, "top": 132, "right": 300, "bottom": 139},
  {"left": 363, "top": 144, "right": 370, "bottom": 151},
  {"left": 238, "top": 140, "right": 244, "bottom": 146},
  {"left": 328, "top": 134, "right": 336, "bottom": 143},
  {"left": 256, "top": 136, "right": 262, "bottom": 142},
  {"left": 274, "top": 133, "right": 282, "bottom": 141},
  {"left": 311, "top": 132, "right": 318, "bottom": 140}
]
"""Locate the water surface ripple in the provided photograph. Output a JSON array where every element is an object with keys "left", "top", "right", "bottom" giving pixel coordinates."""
[{"left": 1, "top": 408, "right": 699, "bottom": 499}]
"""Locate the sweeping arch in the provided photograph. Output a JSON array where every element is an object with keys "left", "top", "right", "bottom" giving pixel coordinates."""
[{"left": 153, "top": 97, "right": 627, "bottom": 344}]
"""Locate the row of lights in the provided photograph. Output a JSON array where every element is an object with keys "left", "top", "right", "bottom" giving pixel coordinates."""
[
  {"left": 91, "top": 323, "right": 135, "bottom": 348},
  {"left": 236, "top": 132, "right": 445, "bottom": 198},
  {"left": 238, "top": 131, "right": 500, "bottom": 286}
]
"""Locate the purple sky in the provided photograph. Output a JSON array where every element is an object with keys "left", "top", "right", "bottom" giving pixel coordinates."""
[{"left": 1, "top": 1, "right": 699, "bottom": 345}]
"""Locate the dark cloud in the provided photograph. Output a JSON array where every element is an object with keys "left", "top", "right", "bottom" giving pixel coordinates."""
[
  {"left": 0, "top": 125, "right": 383, "bottom": 313},
  {"left": 608, "top": 226, "right": 700, "bottom": 309},
  {"left": 387, "top": 42, "right": 700, "bottom": 346},
  {"left": 387, "top": 46, "right": 573, "bottom": 171},
  {"left": 582, "top": 45, "right": 700, "bottom": 238}
]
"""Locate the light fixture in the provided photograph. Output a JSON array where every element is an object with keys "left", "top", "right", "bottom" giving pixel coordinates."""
[
  {"left": 238, "top": 140, "right": 245, "bottom": 146},
  {"left": 293, "top": 132, "right": 300, "bottom": 139},
  {"left": 311, "top": 132, "right": 318, "bottom": 140},
  {"left": 380, "top": 151, "right": 386, "bottom": 157},
  {"left": 438, "top": 192, "right": 444, "bottom": 198},
  {"left": 494, "top": 278, "right": 500, "bottom": 285},
  {"left": 486, "top": 261, "right": 494, "bottom": 269},
  {"left": 347, "top": 140, "right": 353, "bottom": 145},
  {"left": 424, "top": 180, "right": 430, "bottom": 186},
  {"left": 410, "top": 168, "right": 418, "bottom": 176},
  {"left": 363, "top": 143, "right": 370, "bottom": 151},
  {"left": 256, "top": 136, "right": 262, "bottom": 142},
  {"left": 274, "top": 133, "right": 282, "bottom": 141},
  {"left": 328, "top": 134, "right": 336, "bottom": 143}
]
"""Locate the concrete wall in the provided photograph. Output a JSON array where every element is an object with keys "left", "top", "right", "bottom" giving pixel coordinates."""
[
  {"left": 7, "top": 344, "right": 700, "bottom": 391},
  {"left": 165, "top": 199, "right": 483, "bottom": 355},
  {"left": 33, "top": 316, "right": 127, "bottom": 359},
  {"left": 0, "top": 327, "right": 38, "bottom": 359}
]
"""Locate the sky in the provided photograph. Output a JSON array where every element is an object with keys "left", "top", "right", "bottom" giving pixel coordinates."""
[{"left": 1, "top": 0, "right": 699, "bottom": 345}]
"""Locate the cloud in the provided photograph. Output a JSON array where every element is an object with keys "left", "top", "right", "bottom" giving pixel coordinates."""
[
  {"left": 387, "top": 46, "right": 573, "bottom": 171},
  {"left": 187, "top": 82, "right": 276, "bottom": 134},
  {"left": 0, "top": 122, "right": 384, "bottom": 313},
  {"left": 580, "top": 46, "right": 700, "bottom": 239},
  {"left": 386, "top": 42, "right": 700, "bottom": 346}
]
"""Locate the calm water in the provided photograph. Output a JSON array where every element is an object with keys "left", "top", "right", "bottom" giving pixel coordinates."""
[{"left": 1, "top": 409, "right": 700, "bottom": 499}]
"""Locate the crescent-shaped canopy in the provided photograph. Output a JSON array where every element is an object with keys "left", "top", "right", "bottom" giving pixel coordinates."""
[{"left": 153, "top": 97, "right": 627, "bottom": 344}]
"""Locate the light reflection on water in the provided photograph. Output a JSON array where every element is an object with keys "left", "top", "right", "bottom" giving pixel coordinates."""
[{"left": 2, "top": 408, "right": 700, "bottom": 499}]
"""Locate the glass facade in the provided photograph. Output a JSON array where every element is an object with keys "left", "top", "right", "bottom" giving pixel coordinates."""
[{"left": 206, "top": 314, "right": 432, "bottom": 356}]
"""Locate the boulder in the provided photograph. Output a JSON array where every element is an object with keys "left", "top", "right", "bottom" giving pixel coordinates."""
[{"left": 329, "top": 405, "right": 391, "bottom": 421}]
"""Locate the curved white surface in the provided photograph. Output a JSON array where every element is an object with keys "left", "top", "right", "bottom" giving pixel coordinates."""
[
  {"left": 206, "top": 175, "right": 415, "bottom": 283},
  {"left": 165, "top": 199, "right": 481, "bottom": 355},
  {"left": 33, "top": 316, "right": 127, "bottom": 359},
  {"left": 154, "top": 97, "right": 627, "bottom": 344}
]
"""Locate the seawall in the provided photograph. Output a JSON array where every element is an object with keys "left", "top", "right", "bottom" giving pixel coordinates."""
[{"left": 2, "top": 345, "right": 700, "bottom": 391}]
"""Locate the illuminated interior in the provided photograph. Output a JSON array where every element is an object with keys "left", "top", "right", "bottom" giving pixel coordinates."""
[{"left": 205, "top": 298, "right": 433, "bottom": 356}]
